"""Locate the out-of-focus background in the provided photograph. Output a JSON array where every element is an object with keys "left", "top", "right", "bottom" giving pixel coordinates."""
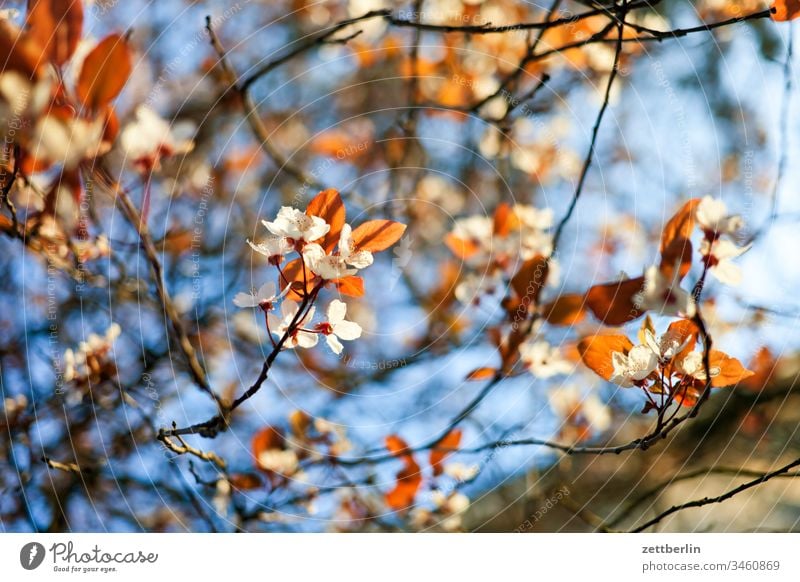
[{"left": 1, "top": 0, "right": 799, "bottom": 532}]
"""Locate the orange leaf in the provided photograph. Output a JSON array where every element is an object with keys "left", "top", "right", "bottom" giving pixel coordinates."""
[
  {"left": 76, "top": 33, "right": 132, "bottom": 111},
  {"left": 306, "top": 189, "right": 345, "bottom": 251},
  {"left": 385, "top": 435, "right": 413, "bottom": 459},
  {"left": 385, "top": 463, "right": 422, "bottom": 510},
  {"left": 445, "top": 233, "right": 480, "bottom": 260},
  {"left": 578, "top": 334, "right": 633, "bottom": 381},
  {"left": 252, "top": 426, "right": 284, "bottom": 472},
  {"left": 710, "top": 351, "right": 755, "bottom": 387},
  {"left": 772, "top": 0, "right": 800, "bottom": 21},
  {"left": 510, "top": 255, "right": 549, "bottom": 306},
  {"left": 659, "top": 236, "right": 693, "bottom": 280},
  {"left": 666, "top": 318, "right": 699, "bottom": 361},
  {"left": 281, "top": 257, "right": 314, "bottom": 301},
  {"left": 542, "top": 293, "right": 586, "bottom": 326},
  {"left": 350, "top": 219, "right": 407, "bottom": 253},
  {"left": 0, "top": 19, "right": 45, "bottom": 76},
  {"left": 229, "top": 473, "right": 262, "bottom": 490},
  {"left": 742, "top": 347, "right": 776, "bottom": 392},
  {"left": 26, "top": 0, "right": 84, "bottom": 66},
  {"left": 385, "top": 434, "right": 421, "bottom": 510},
  {"left": 660, "top": 198, "right": 699, "bottom": 254},
  {"left": 493, "top": 203, "right": 516, "bottom": 236},
  {"left": 465, "top": 367, "right": 497, "bottom": 381},
  {"left": 585, "top": 276, "right": 644, "bottom": 325},
  {"left": 333, "top": 275, "right": 364, "bottom": 297},
  {"left": 430, "top": 429, "right": 462, "bottom": 477}
]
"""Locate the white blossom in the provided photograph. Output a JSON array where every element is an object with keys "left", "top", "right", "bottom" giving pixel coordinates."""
[
  {"left": 247, "top": 237, "right": 293, "bottom": 263},
  {"left": 120, "top": 105, "right": 194, "bottom": 171},
  {"left": 267, "top": 300, "right": 318, "bottom": 349},
  {"left": 317, "top": 300, "right": 362, "bottom": 354},
  {"left": 518, "top": 340, "right": 573, "bottom": 378},
  {"left": 263, "top": 207, "right": 329, "bottom": 243},
  {"left": 609, "top": 345, "right": 658, "bottom": 387},
  {"left": 233, "top": 281, "right": 284, "bottom": 310},
  {"left": 700, "top": 238, "right": 749, "bottom": 286},
  {"left": 635, "top": 264, "right": 696, "bottom": 318},
  {"left": 696, "top": 196, "right": 743, "bottom": 236},
  {"left": 675, "top": 351, "right": 720, "bottom": 381},
  {"left": 338, "top": 223, "right": 373, "bottom": 269},
  {"left": 302, "top": 243, "right": 356, "bottom": 280}
]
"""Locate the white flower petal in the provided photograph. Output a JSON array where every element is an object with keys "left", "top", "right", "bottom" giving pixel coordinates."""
[
  {"left": 333, "top": 320, "right": 362, "bottom": 341},
  {"left": 233, "top": 292, "right": 259, "bottom": 308}
]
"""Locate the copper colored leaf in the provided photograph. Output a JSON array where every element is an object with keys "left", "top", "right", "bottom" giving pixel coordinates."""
[
  {"left": 26, "top": 0, "right": 84, "bottom": 66},
  {"left": 76, "top": 33, "right": 132, "bottom": 111},
  {"left": 710, "top": 351, "right": 755, "bottom": 388},
  {"left": 578, "top": 334, "right": 634, "bottom": 381},
  {"left": 252, "top": 426, "right": 283, "bottom": 466},
  {"left": 350, "top": 219, "right": 407, "bottom": 253},
  {"left": 510, "top": 255, "right": 549, "bottom": 305},
  {"left": 385, "top": 463, "right": 422, "bottom": 510},
  {"left": 0, "top": 19, "right": 44, "bottom": 76},
  {"left": 493, "top": 202, "right": 515, "bottom": 236},
  {"left": 384, "top": 434, "right": 421, "bottom": 510},
  {"left": 660, "top": 198, "right": 699, "bottom": 254},
  {"left": 666, "top": 318, "right": 699, "bottom": 360},
  {"left": 430, "top": 429, "right": 462, "bottom": 477},
  {"left": 229, "top": 473, "right": 262, "bottom": 490},
  {"left": 334, "top": 275, "right": 364, "bottom": 297},
  {"left": 742, "top": 347, "right": 777, "bottom": 392},
  {"left": 585, "top": 276, "right": 644, "bottom": 325},
  {"left": 772, "top": 0, "right": 800, "bottom": 21},
  {"left": 659, "top": 236, "right": 693, "bottom": 280},
  {"left": 465, "top": 367, "right": 497, "bottom": 381},
  {"left": 444, "top": 233, "right": 480, "bottom": 260},
  {"left": 542, "top": 293, "right": 586, "bottom": 326},
  {"left": 306, "top": 189, "right": 344, "bottom": 251},
  {"left": 280, "top": 258, "right": 314, "bottom": 301}
]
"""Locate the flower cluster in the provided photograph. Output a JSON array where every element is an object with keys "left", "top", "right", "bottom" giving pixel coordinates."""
[
  {"left": 234, "top": 189, "right": 405, "bottom": 355},
  {"left": 61, "top": 323, "right": 121, "bottom": 403},
  {"left": 695, "top": 196, "right": 749, "bottom": 286},
  {"left": 579, "top": 318, "right": 753, "bottom": 410},
  {"left": 445, "top": 202, "right": 556, "bottom": 304}
]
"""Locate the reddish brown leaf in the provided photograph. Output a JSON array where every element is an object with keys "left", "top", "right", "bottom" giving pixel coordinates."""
[
  {"left": 26, "top": 0, "right": 84, "bottom": 66},
  {"left": 659, "top": 198, "right": 699, "bottom": 254},
  {"left": 742, "top": 347, "right": 777, "bottom": 392},
  {"left": 229, "top": 473, "right": 262, "bottom": 490},
  {"left": 493, "top": 203, "right": 515, "bottom": 236},
  {"left": 0, "top": 19, "right": 45, "bottom": 76},
  {"left": 510, "top": 255, "right": 549, "bottom": 306},
  {"left": 385, "top": 435, "right": 413, "bottom": 459},
  {"left": 578, "top": 334, "right": 634, "bottom": 381},
  {"left": 585, "top": 276, "right": 644, "bottom": 325},
  {"left": 76, "top": 33, "right": 132, "bottom": 111},
  {"left": 444, "top": 233, "right": 480, "bottom": 260},
  {"left": 280, "top": 258, "right": 315, "bottom": 301},
  {"left": 659, "top": 236, "right": 693, "bottom": 280},
  {"left": 384, "top": 434, "right": 422, "bottom": 510},
  {"left": 251, "top": 425, "right": 284, "bottom": 472},
  {"left": 333, "top": 275, "right": 364, "bottom": 297},
  {"left": 385, "top": 463, "right": 422, "bottom": 510},
  {"left": 710, "top": 351, "right": 755, "bottom": 388},
  {"left": 542, "top": 293, "right": 587, "bottom": 326},
  {"left": 772, "top": 0, "right": 800, "bottom": 21},
  {"left": 351, "top": 219, "right": 407, "bottom": 253},
  {"left": 665, "top": 318, "right": 699, "bottom": 361},
  {"left": 305, "top": 189, "right": 345, "bottom": 251},
  {"left": 465, "top": 367, "right": 497, "bottom": 381},
  {"left": 430, "top": 429, "right": 462, "bottom": 477}
]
